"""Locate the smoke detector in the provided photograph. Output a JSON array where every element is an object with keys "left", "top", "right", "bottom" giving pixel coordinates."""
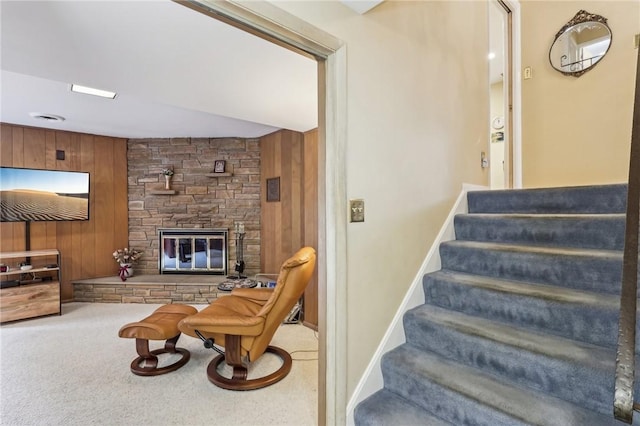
[{"left": 29, "top": 112, "right": 66, "bottom": 122}]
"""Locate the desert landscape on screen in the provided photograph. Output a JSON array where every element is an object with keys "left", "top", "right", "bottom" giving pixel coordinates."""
[{"left": 0, "top": 189, "right": 88, "bottom": 222}]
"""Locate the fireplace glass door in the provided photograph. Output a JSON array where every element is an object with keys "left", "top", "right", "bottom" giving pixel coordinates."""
[{"left": 160, "top": 231, "right": 227, "bottom": 274}]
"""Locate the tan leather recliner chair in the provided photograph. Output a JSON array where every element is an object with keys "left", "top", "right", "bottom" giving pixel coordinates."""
[{"left": 178, "top": 246, "right": 316, "bottom": 390}]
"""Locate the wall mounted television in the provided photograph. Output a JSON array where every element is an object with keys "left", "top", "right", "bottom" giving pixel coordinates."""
[{"left": 0, "top": 167, "right": 90, "bottom": 222}]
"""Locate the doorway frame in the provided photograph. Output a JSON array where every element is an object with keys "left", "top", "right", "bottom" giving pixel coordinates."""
[
  {"left": 178, "top": 1, "right": 347, "bottom": 424},
  {"left": 502, "top": 0, "right": 523, "bottom": 188},
  {"left": 490, "top": 0, "right": 522, "bottom": 189}
]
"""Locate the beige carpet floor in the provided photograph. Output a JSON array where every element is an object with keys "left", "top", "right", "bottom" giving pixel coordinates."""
[{"left": 0, "top": 303, "right": 318, "bottom": 426}]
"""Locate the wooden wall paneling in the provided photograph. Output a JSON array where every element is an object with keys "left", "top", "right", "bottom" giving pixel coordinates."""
[
  {"left": 11, "top": 126, "right": 24, "bottom": 166},
  {"left": 54, "top": 131, "right": 73, "bottom": 299},
  {"left": 93, "top": 137, "right": 116, "bottom": 277},
  {"left": 260, "top": 131, "right": 278, "bottom": 274},
  {"left": 0, "top": 125, "right": 15, "bottom": 252},
  {"left": 23, "top": 128, "right": 48, "bottom": 251},
  {"left": 260, "top": 129, "right": 308, "bottom": 278},
  {"left": 281, "top": 132, "right": 293, "bottom": 257},
  {"left": 9, "top": 126, "right": 26, "bottom": 253},
  {"left": 80, "top": 134, "right": 96, "bottom": 279},
  {"left": 112, "top": 137, "right": 129, "bottom": 253},
  {"left": 0, "top": 123, "right": 128, "bottom": 301},
  {"left": 272, "top": 133, "right": 283, "bottom": 271},
  {"left": 23, "top": 127, "right": 46, "bottom": 169},
  {"left": 45, "top": 130, "right": 57, "bottom": 169},
  {"left": 303, "top": 128, "right": 319, "bottom": 329},
  {"left": 68, "top": 133, "right": 84, "bottom": 290},
  {"left": 1, "top": 123, "right": 13, "bottom": 166},
  {"left": 44, "top": 130, "right": 58, "bottom": 257},
  {"left": 291, "top": 132, "right": 304, "bottom": 256}
]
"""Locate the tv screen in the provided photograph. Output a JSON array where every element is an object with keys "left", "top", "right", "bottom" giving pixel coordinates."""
[{"left": 0, "top": 167, "right": 90, "bottom": 222}]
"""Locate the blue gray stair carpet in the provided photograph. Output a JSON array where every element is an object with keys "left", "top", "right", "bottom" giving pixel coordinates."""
[{"left": 355, "top": 184, "right": 640, "bottom": 426}]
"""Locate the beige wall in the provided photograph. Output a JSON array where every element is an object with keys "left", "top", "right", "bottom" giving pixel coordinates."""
[
  {"left": 521, "top": 0, "right": 639, "bottom": 188},
  {"left": 272, "top": 0, "right": 489, "bottom": 398}
]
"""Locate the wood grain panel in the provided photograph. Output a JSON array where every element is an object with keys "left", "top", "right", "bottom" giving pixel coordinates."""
[
  {"left": 0, "top": 282, "right": 60, "bottom": 323},
  {"left": 93, "top": 136, "right": 116, "bottom": 277},
  {"left": 0, "top": 123, "right": 128, "bottom": 301},
  {"left": 45, "top": 130, "right": 57, "bottom": 169},
  {"left": 54, "top": 131, "right": 73, "bottom": 300},
  {"left": 23, "top": 129, "right": 48, "bottom": 251},
  {"left": 1, "top": 123, "right": 13, "bottom": 166},
  {"left": 80, "top": 134, "right": 96, "bottom": 278},
  {"left": 260, "top": 129, "right": 318, "bottom": 327},
  {"left": 112, "top": 136, "right": 129, "bottom": 252},
  {"left": 23, "top": 127, "right": 46, "bottom": 169},
  {"left": 11, "top": 126, "right": 24, "bottom": 166},
  {"left": 0, "top": 124, "right": 15, "bottom": 252}
]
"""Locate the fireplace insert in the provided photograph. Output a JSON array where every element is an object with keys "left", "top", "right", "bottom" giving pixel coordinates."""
[{"left": 159, "top": 228, "right": 228, "bottom": 275}]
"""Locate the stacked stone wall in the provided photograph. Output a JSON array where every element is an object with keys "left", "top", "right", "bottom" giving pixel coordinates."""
[{"left": 127, "top": 137, "right": 261, "bottom": 275}]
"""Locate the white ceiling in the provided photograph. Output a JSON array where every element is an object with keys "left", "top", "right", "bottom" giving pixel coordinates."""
[{"left": 0, "top": 0, "right": 318, "bottom": 139}]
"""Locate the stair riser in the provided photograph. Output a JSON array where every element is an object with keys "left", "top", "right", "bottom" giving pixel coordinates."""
[
  {"left": 423, "top": 274, "right": 626, "bottom": 348},
  {"left": 439, "top": 243, "right": 623, "bottom": 294},
  {"left": 403, "top": 309, "right": 619, "bottom": 415},
  {"left": 381, "top": 352, "right": 529, "bottom": 426},
  {"left": 454, "top": 215, "right": 625, "bottom": 250},
  {"left": 467, "top": 184, "right": 627, "bottom": 214}
]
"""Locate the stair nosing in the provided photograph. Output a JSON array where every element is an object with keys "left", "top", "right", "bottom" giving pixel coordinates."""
[
  {"left": 456, "top": 213, "right": 626, "bottom": 219},
  {"left": 441, "top": 240, "right": 622, "bottom": 258},
  {"left": 426, "top": 270, "right": 621, "bottom": 308}
]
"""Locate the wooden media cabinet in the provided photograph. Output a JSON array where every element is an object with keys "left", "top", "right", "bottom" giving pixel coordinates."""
[{"left": 0, "top": 249, "right": 61, "bottom": 323}]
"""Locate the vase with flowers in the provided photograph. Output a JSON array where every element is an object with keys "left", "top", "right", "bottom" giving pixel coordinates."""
[
  {"left": 113, "top": 248, "right": 143, "bottom": 281},
  {"left": 162, "top": 168, "right": 174, "bottom": 189}
]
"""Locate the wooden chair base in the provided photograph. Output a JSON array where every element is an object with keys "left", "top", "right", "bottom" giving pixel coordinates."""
[
  {"left": 130, "top": 335, "right": 190, "bottom": 376},
  {"left": 206, "top": 345, "right": 292, "bottom": 390}
]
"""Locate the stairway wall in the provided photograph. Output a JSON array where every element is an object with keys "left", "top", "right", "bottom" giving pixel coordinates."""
[
  {"left": 354, "top": 183, "right": 635, "bottom": 426},
  {"left": 346, "top": 186, "right": 481, "bottom": 424}
]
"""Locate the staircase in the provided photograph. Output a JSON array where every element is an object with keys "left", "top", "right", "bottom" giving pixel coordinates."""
[{"left": 354, "top": 184, "right": 640, "bottom": 426}]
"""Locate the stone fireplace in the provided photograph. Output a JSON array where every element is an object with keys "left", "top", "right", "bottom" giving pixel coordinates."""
[
  {"left": 159, "top": 228, "right": 228, "bottom": 275},
  {"left": 127, "top": 137, "right": 261, "bottom": 276}
]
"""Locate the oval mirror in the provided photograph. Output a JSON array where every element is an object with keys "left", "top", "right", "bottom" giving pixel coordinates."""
[{"left": 549, "top": 10, "right": 612, "bottom": 77}]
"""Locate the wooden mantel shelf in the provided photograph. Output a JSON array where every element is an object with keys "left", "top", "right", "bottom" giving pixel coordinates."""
[
  {"left": 149, "top": 189, "right": 177, "bottom": 195},
  {"left": 205, "top": 173, "right": 233, "bottom": 177}
]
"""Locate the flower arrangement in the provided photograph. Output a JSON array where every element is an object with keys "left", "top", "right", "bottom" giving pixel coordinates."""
[
  {"left": 112, "top": 248, "right": 143, "bottom": 265},
  {"left": 161, "top": 168, "right": 174, "bottom": 176}
]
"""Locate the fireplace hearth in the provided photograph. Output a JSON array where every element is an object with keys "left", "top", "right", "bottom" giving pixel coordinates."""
[{"left": 159, "top": 228, "right": 228, "bottom": 275}]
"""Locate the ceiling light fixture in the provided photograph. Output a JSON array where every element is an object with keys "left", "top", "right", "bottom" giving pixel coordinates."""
[
  {"left": 70, "top": 84, "right": 117, "bottom": 99},
  {"left": 29, "top": 112, "right": 65, "bottom": 122},
  {"left": 488, "top": 52, "right": 496, "bottom": 60}
]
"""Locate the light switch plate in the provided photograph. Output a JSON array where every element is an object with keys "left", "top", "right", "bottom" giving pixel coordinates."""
[{"left": 350, "top": 199, "right": 364, "bottom": 222}]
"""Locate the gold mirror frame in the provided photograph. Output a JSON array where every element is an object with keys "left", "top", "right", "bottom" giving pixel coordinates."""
[{"left": 549, "top": 10, "right": 612, "bottom": 77}]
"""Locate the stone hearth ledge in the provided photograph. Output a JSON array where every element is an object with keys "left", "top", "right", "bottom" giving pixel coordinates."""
[{"left": 72, "top": 275, "right": 229, "bottom": 304}]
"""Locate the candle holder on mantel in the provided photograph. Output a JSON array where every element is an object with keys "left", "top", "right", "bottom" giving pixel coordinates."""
[{"left": 227, "top": 222, "right": 247, "bottom": 279}]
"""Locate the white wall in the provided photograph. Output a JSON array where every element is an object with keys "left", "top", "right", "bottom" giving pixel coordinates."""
[{"left": 272, "top": 0, "right": 490, "bottom": 399}]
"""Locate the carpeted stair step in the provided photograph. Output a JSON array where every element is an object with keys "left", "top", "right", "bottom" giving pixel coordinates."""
[
  {"left": 403, "top": 304, "right": 639, "bottom": 415},
  {"left": 439, "top": 240, "right": 623, "bottom": 294},
  {"left": 467, "top": 184, "right": 627, "bottom": 214},
  {"left": 354, "top": 389, "right": 452, "bottom": 426},
  {"left": 422, "top": 270, "right": 632, "bottom": 348},
  {"left": 454, "top": 213, "right": 625, "bottom": 250},
  {"left": 381, "top": 344, "right": 622, "bottom": 426}
]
